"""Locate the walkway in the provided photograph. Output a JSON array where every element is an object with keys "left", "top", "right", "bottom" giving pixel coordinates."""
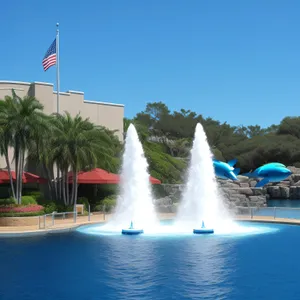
[{"left": 0, "top": 213, "right": 175, "bottom": 235}]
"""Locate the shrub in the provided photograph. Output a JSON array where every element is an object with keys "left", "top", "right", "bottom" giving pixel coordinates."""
[
  {"left": 94, "top": 204, "right": 102, "bottom": 212},
  {"left": 77, "top": 197, "right": 89, "bottom": 211},
  {"left": 56, "top": 204, "right": 74, "bottom": 213},
  {"left": 144, "top": 142, "right": 186, "bottom": 184},
  {"left": 0, "top": 211, "right": 45, "bottom": 217},
  {"left": 43, "top": 202, "right": 57, "bottom": 214},
  {"left": 103, "top": 196, "right": 116, "bottom": 211},
  {"left": 23, "top": 190, "right": 43, "bottom": 201},
  {"left": 0, "top": 204, "right": 44, "bottom": 214},
  {"left": 94, "top": 196, "right": 116, "bottom": 212},
  {"left": 0, "top": 197, "right": 16, "bottom": 206},
  {"left": 21, "top": 196, "right": 37, "bottom": 206}
]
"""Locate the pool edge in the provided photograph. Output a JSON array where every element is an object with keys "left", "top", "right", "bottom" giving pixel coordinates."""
[{"left": 1, "top": 216, "right": 300, "bottom": 237}]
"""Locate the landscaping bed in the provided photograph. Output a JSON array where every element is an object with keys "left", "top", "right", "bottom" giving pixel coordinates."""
[{"left": 0, "top": 196, "right": 45, "bottom": 226}]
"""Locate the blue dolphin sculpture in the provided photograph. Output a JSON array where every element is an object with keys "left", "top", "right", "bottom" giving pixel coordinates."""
[
  {"left": 213, "top": 158, "right": 240, "bottom": 181},
  {"left": 243, "top": 163, "right": 292, "bottom": 188},
  {"left": 262, "top": 162, "right": 286, "bottom": 168}
]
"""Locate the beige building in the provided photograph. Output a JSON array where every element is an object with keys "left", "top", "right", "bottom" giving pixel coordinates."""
[{"left": 0, "top": 80, "right": 124, "bottom": 169}]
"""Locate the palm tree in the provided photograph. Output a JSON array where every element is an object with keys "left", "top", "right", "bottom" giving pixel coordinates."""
[
  {"left": 27, "top": 115, "right": 58, "bottom": 201},
  {"left": 50, "top": 112, "right": 115, "bottom": 207},
  {"left": 0, "top": 98, "right": 15, "bottom": 199},
  {"left": 0, "top": 90, "right": 119, "bottom": 206},
  {"left": 95, "top": 126, "right": 122, "bottom": 173},
  {"left": 0, "top": 91, "right": 49, "bottom": 204}
]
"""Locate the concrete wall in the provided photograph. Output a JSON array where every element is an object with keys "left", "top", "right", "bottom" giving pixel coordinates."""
[{"left": 0, "top": 81, "right": 124, "bottom": 169}]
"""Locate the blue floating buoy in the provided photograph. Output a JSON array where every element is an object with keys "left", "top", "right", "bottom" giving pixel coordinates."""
[
  {"left": 193, "top": 228, "right": 214, "bottom": 234},
  {"left": 193, "top": 220, "right": 214, "bottom": 234},
  {"left": 122, "top": 228, "right": 144, "bottom": 235},
  {"left": 122, "top": 221, "right": 144, "bottom": 235}
]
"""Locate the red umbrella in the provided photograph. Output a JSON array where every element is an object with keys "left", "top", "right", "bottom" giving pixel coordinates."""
[
  {"left": 68, "top": 168, "right": 119, "bottom": 184},
  {"left": 68, "top": 168, "right": 162, "bottom": 184},
  {"left": 0, "top": 170, "right": 11, "bottom": 182},
  {"left": 21, "top": 172, "right": 48, "bottom": 184},
  {"left": 0, "top": 170, "right": 47, "bottom": 184}
]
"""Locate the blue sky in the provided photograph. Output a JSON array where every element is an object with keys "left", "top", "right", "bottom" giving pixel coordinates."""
[{"left": 1, "top": 0, "right": 300, "bottom": 128}]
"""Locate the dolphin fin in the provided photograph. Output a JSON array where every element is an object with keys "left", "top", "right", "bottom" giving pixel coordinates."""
[
  {"left": 227, "top": 159, "right": 237, "bottom": 167},
  {"left": 233, "top": 168, "right": 240, "bottom": 175},
  {"left": 255, "top": 178, "right": 269, "bottom": 188}
]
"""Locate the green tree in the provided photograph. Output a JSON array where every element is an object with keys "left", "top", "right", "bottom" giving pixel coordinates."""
[
  {"left": 246, "top": 125, "right": 266, "bottom": 137},
  {"left": 277, "top": 117, "right": 300, "bottom": 138},
  {"left": 0, "top": 98, "right": 15, "bottom": 199},
  {"left": 0, "top": 91, "right": 49, "bottom": 204},
  {"left": 51, "top": 113, "right": 115, "bottom": 207},
  {"left": 144, "top": 102, "right": 170, "bottom": 122},
  {"left": 129, "top": 101, "right": 300, "bottom": 182}
]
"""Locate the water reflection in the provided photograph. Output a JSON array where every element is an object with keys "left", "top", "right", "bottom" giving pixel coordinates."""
[
  {"left": 92, "top": 236, "right": 159, "bottom": 299},
  {"left": 172, "top": 237, "right": 234, "bottom": 299}
]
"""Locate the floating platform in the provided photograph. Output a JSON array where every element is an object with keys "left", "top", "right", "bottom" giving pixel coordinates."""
[
  {"left": 121, "top": 228, "right": 144, "bottom": 235},
  {"left": 122, "top": 221, "right": 144, "bottom": 235},
  {"left": 193, "top": 221, "right": 214, "bottom": 234},
  {"left": 193, "top": 228, "right": 214, "bottom": 234}
]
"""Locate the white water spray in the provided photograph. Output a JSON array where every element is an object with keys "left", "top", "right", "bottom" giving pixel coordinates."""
[
  {"left": 176, "top": 123, "right": 231, "bottom": 230},
  {"left": 82, "top": 122, "right": 274, "bottom": 237},
  {"left": 106, "top": 124, "right": 158, "bottom": 230}
]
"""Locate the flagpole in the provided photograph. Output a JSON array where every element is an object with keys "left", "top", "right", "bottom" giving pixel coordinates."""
[
  {"left": 56, "top": 23, "right": 61, "bottom": 202},
  {"left": 56, "top": 23, "right": 60, "bottom": 114}
]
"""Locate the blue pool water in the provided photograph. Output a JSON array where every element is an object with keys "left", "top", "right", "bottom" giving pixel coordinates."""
[
  {"left": 253, "top": 207, "right": 300, "bottom": 219},
  {"left": 0, "top": 222, "right": 300, "bottom": 300},
  {"left": 236, "top": 200, "right": 300, "bottom": 220},
  {"left": 268, "top": 199, "right": 300, "bottom": 208}
]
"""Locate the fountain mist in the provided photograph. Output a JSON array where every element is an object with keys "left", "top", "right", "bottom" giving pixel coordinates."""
[
  {"left": 107, "top": 124, "right": 158, "bottom": 230},
  {"left": 176, "top": 123, "right": 231, "bottom": 230}
]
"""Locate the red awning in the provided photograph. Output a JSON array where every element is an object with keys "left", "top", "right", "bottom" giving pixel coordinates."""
[
  {"left": 149, "top": 176, "right": 161, "bottom": 184},
  {"left": 68, "top": 168, "right": 161, "bottom": 184},
  {"left": 0, "top": 170, "right": 47, "bottom": 184},
  {"left": 68, "top": 168, "right": 119, "bottom": 184},
  {"left": 21, "top": 172, "right": 48, "bottom": 184}
]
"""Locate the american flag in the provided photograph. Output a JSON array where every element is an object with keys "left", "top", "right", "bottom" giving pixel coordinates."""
[{"left": 42, "top": 38, "right": 56, "bottom": 71}]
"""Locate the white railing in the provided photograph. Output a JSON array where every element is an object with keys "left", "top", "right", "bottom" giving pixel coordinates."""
[
  {"left": 37, "top": 205, "right": 300, "bottom": 230},
  {"left": 38, "top": 204, "right": 111, "bottom": 229},
  {"left": 38, "top": 211, "right": 77, "bottom": 229},
  {"left": 234, "top": 206, "right": 300, "bottom": 221},
  {"left": 38, "top": 205, "right": 114, "bottom": 229}
]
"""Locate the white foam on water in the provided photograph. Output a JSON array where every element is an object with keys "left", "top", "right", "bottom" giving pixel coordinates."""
[{"left": 77, "top": 221, "right": 279, "bottom": 238}]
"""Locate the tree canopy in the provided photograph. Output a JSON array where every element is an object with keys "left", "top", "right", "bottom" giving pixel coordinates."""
[
  {"left": 127, "top": 101, "right": 300, "bottom": 183},
  {"left": 0, "top": 90, "right": 121, "bottom": 205},
  {"left": 1, "top": 90, "right": 300, "bottom": 200}
]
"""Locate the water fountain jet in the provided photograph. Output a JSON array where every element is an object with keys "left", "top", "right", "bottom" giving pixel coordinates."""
[
  {"left": 176, "top": 123, "right": 232, "bottom": 232},
  {"left": 105, "top": 123, "right": 158, "bottom": 233}
]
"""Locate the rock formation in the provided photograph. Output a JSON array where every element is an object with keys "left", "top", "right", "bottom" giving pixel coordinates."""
[
  {"left": 265, "top": 166, "right": 300, "bottom": 199},
  {"left": 154, "top": 166, "right": 300, "bottom": 212}
]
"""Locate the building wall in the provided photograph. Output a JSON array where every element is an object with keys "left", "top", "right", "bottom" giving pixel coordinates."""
[{"left": 0, "top": 81, "right": 124, "bottom": 169}]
